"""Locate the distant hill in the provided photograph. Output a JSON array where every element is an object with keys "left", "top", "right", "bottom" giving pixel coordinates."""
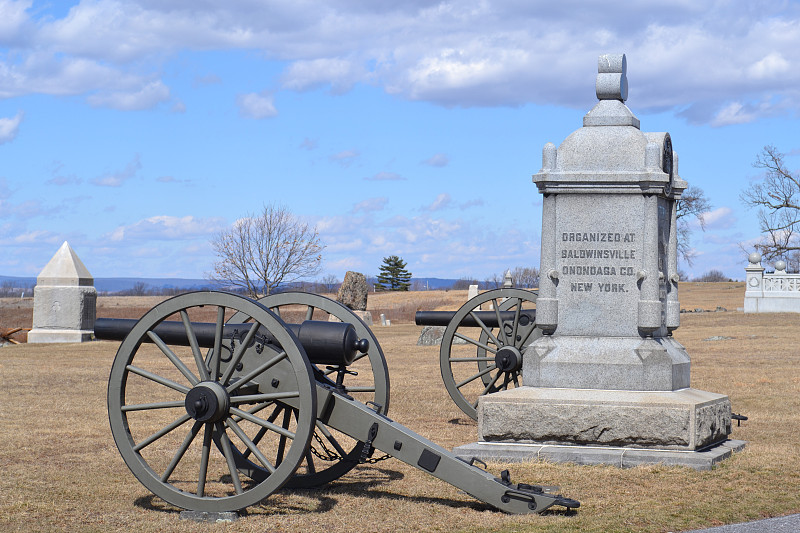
[
  {"left": 1, "top": 275, "right": 475, "bottom": 294},
  {"left": 0, "top": 275, "right": 215, "bottom": 294}
]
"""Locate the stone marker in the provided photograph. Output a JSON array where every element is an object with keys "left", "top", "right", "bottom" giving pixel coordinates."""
[
  {"left": 417, "top": 325, "right": 468, "bottom": 346},
  {"left": 467, "top": 284, "right": 479, "bottom": 300},
  {"left": 468, "top": 55, "right": 733, "bottom": 466},
  {"left": 335, "top": 271, "right": 373, "bottom": 325},
  {"left": 380, "top": 313, "right": 387, "bottom": 326},
  {"left": 337, "top": 271, "right": 369, "bottom": 310},
  {"left": 28, "top": 241, "right": 97, "bottom": 343},
  {"left": 417, "top": 325, "right": 445, "bottom": 345}
]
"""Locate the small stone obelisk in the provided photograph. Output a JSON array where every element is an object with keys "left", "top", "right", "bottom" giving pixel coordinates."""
[{"left": 28, "top": 242, "right": 97, "bottom": 343}]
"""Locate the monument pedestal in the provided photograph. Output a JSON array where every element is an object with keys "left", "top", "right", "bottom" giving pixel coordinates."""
[
  {"left": 478, "top": 387, "right": 731, "bottom": 450},
  {"left": 453, "top": 439, "right": 746, "bottom": 471},
  {"left": 27, "top": 327, "right": 94, "bottom": 343},
  {"left": 524, "top": 335, "right": 691, "bottom": 391}
]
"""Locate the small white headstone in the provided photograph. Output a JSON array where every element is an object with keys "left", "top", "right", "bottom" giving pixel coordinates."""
[
  {"left": 28, "top": 242, "right": 97, "bottom": 343},
  {"left": 468, "top": 284, "right": 479, "bottom": 300}
]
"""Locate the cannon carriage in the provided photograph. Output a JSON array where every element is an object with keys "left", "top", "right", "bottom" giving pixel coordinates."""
[{"left": 100, "top": 290, "right": 578, "bottom": 515}]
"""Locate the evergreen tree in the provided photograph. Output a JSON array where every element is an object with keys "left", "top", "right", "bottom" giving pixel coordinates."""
[{"left": 375, "top": 255, "right": 412, "bottom": 291}]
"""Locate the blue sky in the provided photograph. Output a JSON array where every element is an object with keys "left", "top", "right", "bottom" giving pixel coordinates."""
[{"left": 1, "top": 1, "right": 800, "bottom": 283}]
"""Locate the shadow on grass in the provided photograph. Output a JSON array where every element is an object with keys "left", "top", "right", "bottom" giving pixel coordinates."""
[
  {"left": 448, "top": 417, "right": 476, "bottom": 426},
  {"left": 132, "top": 465, "right": 578, "bottom": 518}
]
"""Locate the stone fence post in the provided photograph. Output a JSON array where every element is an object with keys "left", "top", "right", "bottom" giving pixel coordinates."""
[{"left": 744, "top": 252, "right": 765, "bottom": 313}]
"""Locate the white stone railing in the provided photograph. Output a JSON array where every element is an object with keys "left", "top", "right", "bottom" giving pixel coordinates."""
[
  {"left": 744, "top": 253, "right": 800, "bottom": 312},
  {"left": 762, "top": 275, "right": 800, "bottom": 292}
]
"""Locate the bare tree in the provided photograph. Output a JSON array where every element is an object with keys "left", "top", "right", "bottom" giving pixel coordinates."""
[
  {"left": 484, "top": 272, "right": 503, "bottom": 289},
  {"left": 676, "top": 186, "right": 711, "bottom": 266},
  {"left": 693, "top": 269, "right": 730, "bottom": 282},
  {"left": 510, "top": 266, "right": 540, "bottom": 288},
  {"left": 741, "top": 145, "right": 800, "bottom": 261},
  {"left": 786, "top": 250, "right": 800, "bottom": 273},
  {"left": 451, "top": 277, "right": 478, "bottom": 290},
  {"left": 318, "top": 274, "right": 340, "bottom": 294},
  {"left": 411, "top": 279, "right": 428, "bottom": 291},
  {"left": 208, "top": 204, "right": 324, "bottom": 298}
]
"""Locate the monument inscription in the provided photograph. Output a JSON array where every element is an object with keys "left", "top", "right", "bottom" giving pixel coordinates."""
[{"left": 561, "top": 231, "right": 637, "bottom": 293}]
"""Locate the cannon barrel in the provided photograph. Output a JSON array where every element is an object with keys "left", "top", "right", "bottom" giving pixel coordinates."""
[
  {"left": 414, "top": 310, "right": 535, "bottom": 328},
  {"left": 95, "top": 317, "right": 368, "bottom": 366}
]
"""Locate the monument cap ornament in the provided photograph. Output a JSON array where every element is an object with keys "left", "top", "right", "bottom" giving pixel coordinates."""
[{"left": 596, "top": 53, "right": 628, "bottom": 101}]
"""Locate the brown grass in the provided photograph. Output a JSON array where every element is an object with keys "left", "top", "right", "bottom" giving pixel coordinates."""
[{"left": 1, "top": 283, "right": 800, "bottom": 532}]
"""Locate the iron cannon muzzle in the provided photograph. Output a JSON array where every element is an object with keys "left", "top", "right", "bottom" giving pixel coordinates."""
[{"left": 95, "top": 317, "right": 367, "bottom": 366}]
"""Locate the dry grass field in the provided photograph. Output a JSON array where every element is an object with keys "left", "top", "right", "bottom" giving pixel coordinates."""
[{"left": 1, "top": 283, "right": 800, "bottom": 532}]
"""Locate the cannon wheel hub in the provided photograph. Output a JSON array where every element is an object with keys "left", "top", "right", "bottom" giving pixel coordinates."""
[
  {"left": 495, "top": 346, "right": 523, "bottom": 373},
  {"left": 185, "top": 381, "right": 230, "bottom": 423}
]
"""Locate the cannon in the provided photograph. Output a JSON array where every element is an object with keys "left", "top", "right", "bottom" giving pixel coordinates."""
[
  {"left": 415, "top": 288, "right": 541, "bottom": 420},
  {"left": 101, "top": 290, "right": 577, "bottom": 514}
]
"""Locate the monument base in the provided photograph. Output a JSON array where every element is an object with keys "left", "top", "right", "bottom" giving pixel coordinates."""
[
  {"left": 453, "top": 439, "right": 745, "bottom": 471},
  {"left": 27, "top": 328, "right": 93, "bottom": 343},
  {"left": 478, "top": 387, "right": 731, "bottom": 451}
]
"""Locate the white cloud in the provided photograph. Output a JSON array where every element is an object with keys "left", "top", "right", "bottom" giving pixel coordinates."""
[
  {"left": 3, "top": 2, "right": 800, "bottom": 124},
  {"left": 351, "top": 197, "right": 388, "bottom": 214},
  {"left": 281, "top": 57, "right": 362, "bottom": 93},
  {"left": 459, "top": 198, "right": 484, "bottom": 209},
  {"left": 88, "top": 80, "right": 171, "bottom": 110},
  {"left": 14, "top": 229, "right": 60, "bottom": 244},
  {"left": 329, "top": 150, "right": 359, "bottom": 167},
  {"left": 748, "top": 52, "right": 791, "bottom": 80},
  {"left": 236, "top": 91, "right": 278, "bottom": 119},
  {"left": 0, "top": 0, "right": 34, "bottom": 46},
  {"left": 91, "top": 154, "right": 142, "bottom": 187},
  {"left": 700, "top": 207, "right": 736, "bottom": 230},
  {"left": 47, "top": 174, "right": 82, "bottom": 186},
  {"left": 423, "top": 153, "right": 449, "bottom": 167},
  {"left": 0, "top": 52, "right": 146, "bottom": 99},
  {"left": 0, "top": 111, "right": 23, "bottom": 144},
  {"left": 106, "top": 214, "right": 226, "bottom": 242},
  {"left": 710, "top": 102, "right": 758, "bottom": 127},
  {"left": 422, "top": 193, "right": 451, "bottom": 212}
]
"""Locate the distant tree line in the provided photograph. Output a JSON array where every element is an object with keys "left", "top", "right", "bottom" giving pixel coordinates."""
[
  {"left": 691, "top": 270, "right": 733, "bottom": 282},
  {"left": 0, "top": 281, "right": 34, "bottom": 297}
]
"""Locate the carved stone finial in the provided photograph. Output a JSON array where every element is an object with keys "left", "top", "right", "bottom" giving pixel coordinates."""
[
  {"left": 503, "top": 269, "right": 513, "bottom": 288},
  {"left": 596, "top": 54, "right": 628, "bottom": 102}
]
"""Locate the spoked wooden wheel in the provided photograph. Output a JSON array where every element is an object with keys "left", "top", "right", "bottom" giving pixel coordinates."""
[
  {"left": 107, "top": 291, "right": 316, "bottom": 512},
  {"left": 440, "top": 288, "right": 540, "bottom": 420},
  {"left": 227, "top": 291, "right": 390, "bottom": 488}
]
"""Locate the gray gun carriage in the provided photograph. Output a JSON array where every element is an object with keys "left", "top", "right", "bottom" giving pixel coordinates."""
[
  {"left": 98, "top": 290, "right": 578, "bottom": 515},
  {"left": 415, "top": 288, "right": 541, "bottom": 420}
]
